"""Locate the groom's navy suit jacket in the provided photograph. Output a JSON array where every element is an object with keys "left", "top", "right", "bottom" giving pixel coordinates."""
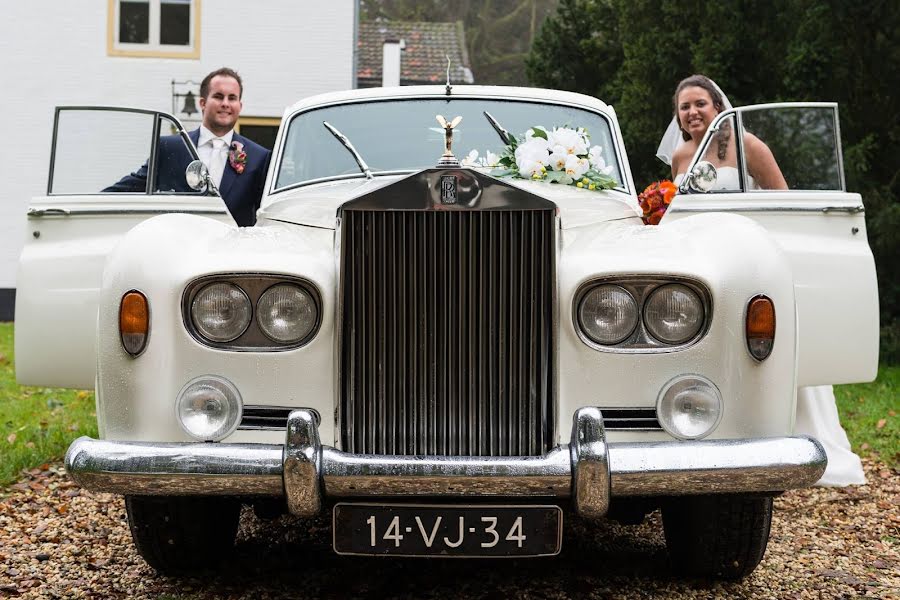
[{"left": 104, "top": 129, "right": 271, "bottom": 227}]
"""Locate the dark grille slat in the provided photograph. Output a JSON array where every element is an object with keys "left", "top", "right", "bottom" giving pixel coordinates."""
[
  {"left": 240, "top": 407, "right": 659, "bottom": 431},
  {"left": 517, "top": 212, "right": 528, "bottom": 455},
  {"left": 340, "top": 208, "right": 555, "bottom": 456},
  {"left": 367, "top": 211, "right": 376, "bottom": 454}
]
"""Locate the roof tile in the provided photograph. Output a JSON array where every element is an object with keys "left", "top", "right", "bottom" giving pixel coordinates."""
[{"left": 358, "top": 21, "right": 475, "bottom": 86}]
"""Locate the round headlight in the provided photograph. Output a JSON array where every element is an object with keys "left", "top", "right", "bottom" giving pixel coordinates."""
[
  {"left": 191, "top": 282, "right": 252, "bottom": 342},
  {"left": 643, "top": 284, "right": 704, "bottom": 344},
  {"left": 578, "top": 285, "right": 639, "bottom": 345},
  {"left": 656, "top": 375, "right": 722, "bottom": 440},
  {"left": 176, "top": 375, "right": 243, "bottom": 441},
  {"left": 257, "top": 283, "right": 317, "bottom": 344}
]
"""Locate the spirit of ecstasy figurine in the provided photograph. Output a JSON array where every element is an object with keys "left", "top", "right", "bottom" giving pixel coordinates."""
[{"left": 435, "top": 115, "right": 462, "bottom": 167}]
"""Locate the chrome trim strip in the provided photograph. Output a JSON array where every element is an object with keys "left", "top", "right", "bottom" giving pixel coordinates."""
[
  {"left": 27, "top": 207, "right": 227, "bottom": 217},
  {"left": 65, "top": 410, "right": 827, "bottom": 513},
  {"left": 736, "top": 111, "right": 748, "bottom": 192},
  {"left": 668, "top": 204, "right": 864, "bottom": 214},
  {"left": 834, "top": 104, "right": 847, "bottom": 191},
  {"left": 672, "top": 204, "right": 866, "bottom": 215}
]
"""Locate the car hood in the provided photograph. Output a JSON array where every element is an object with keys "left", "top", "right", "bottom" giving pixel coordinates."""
[{"left": 258, "top": 172, "right": 641, "bottom": 230}]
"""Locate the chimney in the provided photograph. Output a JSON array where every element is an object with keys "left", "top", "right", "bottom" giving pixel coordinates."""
[{"left": 382, "top": 38, "right": 404, "bottom": 87}]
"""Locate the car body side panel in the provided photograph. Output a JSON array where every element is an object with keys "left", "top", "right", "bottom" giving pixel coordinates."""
[
  {"left": 15, "top": 198, "right": 232, "bottom": 388},
  {"left": 95, "top": 214, "right": 336, "bottom": 443},
  {"left": 557, "top": 213, "right": 798, "bottom": 442},
  {"left": 665, "top": 193, "right": 878, "bottom": 386}
]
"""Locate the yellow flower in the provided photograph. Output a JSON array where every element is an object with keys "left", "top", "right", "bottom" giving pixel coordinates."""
[
  {"left": 576, "top": 182, "right": 584, "bottom": 188},
  {"left": 582, "top": 178, "right": 589, "bottom": 184},
  {"left": 589, "top": 184, "right": 596, "bottom": 190}
]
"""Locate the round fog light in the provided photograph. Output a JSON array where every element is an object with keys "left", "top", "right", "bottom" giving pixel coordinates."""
[
  {"left": 656, "top": 375, "right": 722, "bottom": 440},
  {"left": 176, "top": 375, "right": 243, "bottom": 441}
]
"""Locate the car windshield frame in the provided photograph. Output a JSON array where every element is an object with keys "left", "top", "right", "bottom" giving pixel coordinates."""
[{"left": 270, "top": 94, "right": 628, "bottom": 195}]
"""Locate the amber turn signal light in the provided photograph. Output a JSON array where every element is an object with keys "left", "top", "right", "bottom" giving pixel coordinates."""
[
  {"left": 746, "top": 295, "right": 775, "bottom": 361},
  {"left": 120, "top": 291, "right": 149, "bottom": 357}
]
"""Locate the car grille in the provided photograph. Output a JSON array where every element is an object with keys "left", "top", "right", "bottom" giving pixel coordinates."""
[{"left": 338, "top": 208, "right": 556, "bottom": 456}]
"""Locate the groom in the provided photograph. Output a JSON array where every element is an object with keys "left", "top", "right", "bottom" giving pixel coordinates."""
[{"left": 105, "top": 67, "right": 271, "bottom": 227}]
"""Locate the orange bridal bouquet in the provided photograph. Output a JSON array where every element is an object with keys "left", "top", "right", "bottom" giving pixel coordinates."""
[{"left": 637, "top": 180, "right": 677, "bottom": 225}]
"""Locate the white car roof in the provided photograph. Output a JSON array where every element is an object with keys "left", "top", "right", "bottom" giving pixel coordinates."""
[{"left": 282, "top": 85, "right": 613, "bottom": 119}]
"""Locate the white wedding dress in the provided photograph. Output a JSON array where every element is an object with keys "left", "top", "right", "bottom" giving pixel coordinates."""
[
  {"left": 674, "top": 166, "right": 742, "bottom": 191},
  {"left": 795, "top": 386, "right": 866, "bottom": 486},
  {"left": 673, "top": 168, "right": 865, "bottom": 486}
]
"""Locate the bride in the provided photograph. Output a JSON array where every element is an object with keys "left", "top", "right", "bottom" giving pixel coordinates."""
[
  {"left": 657, "top": 74, "right": 865, "bottom": 486},
  {"left": 660, "top": 74, "right": 787, "bottom": 191}
]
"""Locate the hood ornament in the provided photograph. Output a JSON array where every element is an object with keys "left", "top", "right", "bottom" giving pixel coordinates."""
[
  {"left": 435, "top": 114, "right": 462, "bottom": 168},
  {"left": 445, "top": 55, "right": 453, "bottom": 96}
]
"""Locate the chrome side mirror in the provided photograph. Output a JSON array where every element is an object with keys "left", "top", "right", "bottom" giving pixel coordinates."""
[
  {"left": 687, "top": 161, "right": 718, "bottom": 193},
  {"left": 185, "top": 160, "right": 211, "bottom": 191}
]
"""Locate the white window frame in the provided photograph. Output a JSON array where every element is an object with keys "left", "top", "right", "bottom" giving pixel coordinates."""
[{"left": 108, "top": 0, "right": 201, "bottom": 59}]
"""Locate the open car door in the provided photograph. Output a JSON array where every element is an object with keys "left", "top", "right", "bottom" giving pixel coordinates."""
[
  {"left": 663, "top": 102, "right": 878, "bottom": 386},
  {"left": 15, "top": 107, "right": 236, "bottom": 389}
]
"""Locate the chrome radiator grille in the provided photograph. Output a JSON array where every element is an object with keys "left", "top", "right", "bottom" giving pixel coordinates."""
[{"left": 339, "top": 208, "right": 555, "bottom": 457}]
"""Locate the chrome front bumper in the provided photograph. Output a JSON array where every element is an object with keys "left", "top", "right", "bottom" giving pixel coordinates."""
[{"left": 65, "top": 408, "right": 826, "bottom": 518}]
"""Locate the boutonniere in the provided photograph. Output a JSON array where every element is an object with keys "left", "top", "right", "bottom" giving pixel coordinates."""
[{"left": 229, "top": 141, "right": 247, "bottom": 175}]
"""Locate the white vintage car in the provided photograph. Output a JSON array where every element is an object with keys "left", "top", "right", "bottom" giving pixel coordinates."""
[{"left": 15, "top": 86, "right": 878, "bottom": 578}]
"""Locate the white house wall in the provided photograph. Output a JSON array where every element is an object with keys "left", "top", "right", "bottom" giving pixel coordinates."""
[{"left": 0, "top": 0, "right": 356, "bottom": 302}]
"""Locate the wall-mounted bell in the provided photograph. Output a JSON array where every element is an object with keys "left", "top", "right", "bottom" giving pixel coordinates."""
[{"left": 181, "top": 91, "right": 198, "bottom": 116}]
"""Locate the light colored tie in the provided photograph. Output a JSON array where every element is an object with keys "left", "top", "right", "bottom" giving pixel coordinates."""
[{"left": 208, "top": 137, "right": 227, "bottom": 189}]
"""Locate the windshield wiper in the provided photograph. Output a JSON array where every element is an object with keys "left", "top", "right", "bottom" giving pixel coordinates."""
[
  {"left": 323, "top": 121, "right": 374, "bottom": 180},
  {"left": 483, "top": 111, "right": 513, "bottom": 145}
]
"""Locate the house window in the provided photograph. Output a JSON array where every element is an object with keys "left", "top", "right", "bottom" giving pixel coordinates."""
[
  {"left": 108, "top": 0, "right": 201, "bottom": 58},
  {"left": 236, "top": 118, "right": 281, "bottom": 151}
]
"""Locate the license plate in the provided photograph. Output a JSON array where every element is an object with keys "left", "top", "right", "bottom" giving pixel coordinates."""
[{"left": 333, "top": 503, "right": 562, "bottom": 557}]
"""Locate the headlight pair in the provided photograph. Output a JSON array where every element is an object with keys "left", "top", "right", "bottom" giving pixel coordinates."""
[
  {"left": 186, "top": 276, "right": 320, "bottom": 350},
  {"left": 576, "top": 280, "right": 709, "bottom": 349}
]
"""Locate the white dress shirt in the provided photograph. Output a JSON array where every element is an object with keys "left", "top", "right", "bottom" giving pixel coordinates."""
[{"left": 197, "top": 126, "right": 235, "bottom": 189}]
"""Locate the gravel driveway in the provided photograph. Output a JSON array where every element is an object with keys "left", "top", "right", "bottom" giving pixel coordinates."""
[{"left": 1, "top": 458, "right": 898, "bottom": 599}]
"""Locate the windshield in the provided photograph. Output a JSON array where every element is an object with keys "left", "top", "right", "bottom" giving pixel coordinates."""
[{"left": 275, "top": 97, "right": 623, "bottom": 191}]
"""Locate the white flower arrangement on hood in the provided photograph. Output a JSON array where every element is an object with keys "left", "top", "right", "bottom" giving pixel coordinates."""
[{"left": 481, "top": 125, "right": 618, "bottom": 192}]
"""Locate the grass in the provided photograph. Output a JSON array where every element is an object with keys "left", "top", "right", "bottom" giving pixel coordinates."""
[
  {"left": 0, "top": 322, "right": 97, "bottom": 487},
  {"left": 835, "top": 364, "right": 900, "bottom": 468},
  {"left": 0, "top": 321, "right": 897, "bottom": 488}
]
